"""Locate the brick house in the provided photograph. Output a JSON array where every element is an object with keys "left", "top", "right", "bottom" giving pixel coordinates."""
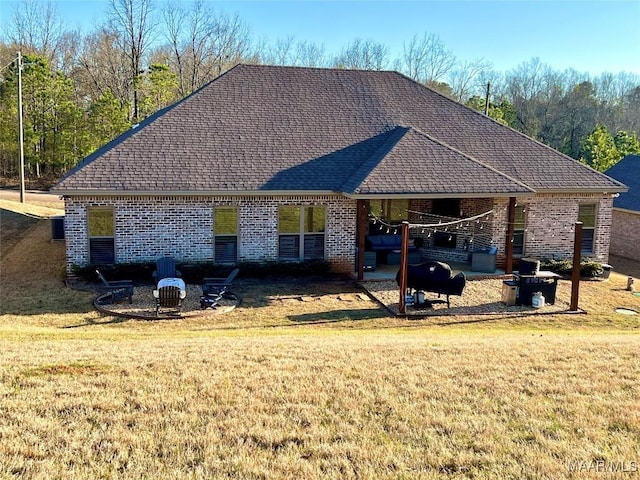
[
  {"left": 604, "top": 154, "right": 640, "bottom": 261},
  {"left": 52, "top": 64, "right": 626, "bottom": 277}
]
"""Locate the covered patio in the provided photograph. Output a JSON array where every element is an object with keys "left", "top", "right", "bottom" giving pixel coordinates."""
[{"left": 353, "top": 196, "right": 523, "bottom": 282}]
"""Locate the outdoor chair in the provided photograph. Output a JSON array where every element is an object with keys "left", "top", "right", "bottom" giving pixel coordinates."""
[
  {"left": 152, "top": 256, "right": 182, "bottom": 281},
  {"left": 202, "top": 268, "right": 240, "bottom": 296},
  {"left": 154, "top": 277, "right": 187, "bottom": 317},
  {"left": 96, "top": 269, "right": 133, "bottom": 304}
]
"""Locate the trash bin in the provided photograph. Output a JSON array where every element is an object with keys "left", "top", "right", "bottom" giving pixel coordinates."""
[
  {"left": 501, "top": 280, "right": 517, "bottom": 306},
  {"left": 601, "top": 263, "right": 612, "bottom": 280}
]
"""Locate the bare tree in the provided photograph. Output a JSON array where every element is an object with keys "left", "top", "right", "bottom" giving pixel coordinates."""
[
  {"left": 399, "top": 33, "right": 456, "bottom": 84},
  {"left": 333, "top": 39, "right": 389, "bottom": 70},
  {"left": 448, "top": 58, "right": 493, "bottom": 102},
  {"left": 294, "top": 40, "right": 326, "bottom": 68},
  {"left": 163, "top": 0, "right": 251, "bottom": 95},
  {"left": 76, "top": 27, "right": 131, "bottom": 109},
  {"left": 262, "top": 37, "right": 326, "bottom": 67},
  {"left": 108, "top": 0, "right": 157, "bottom": 121},
  {"left": 268, "top": 35, "right": 295, "bottom": 65},
  {"left": 7, "top": 0, "right": 65, "bottom": 67},
  {"left": 504, "top": 57, "right": 553, "bottom": 137}
]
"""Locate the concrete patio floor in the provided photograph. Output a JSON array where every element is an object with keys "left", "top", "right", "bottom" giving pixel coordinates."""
[{"left": 354, "top": 261, "right": 507, "bottom": 282}]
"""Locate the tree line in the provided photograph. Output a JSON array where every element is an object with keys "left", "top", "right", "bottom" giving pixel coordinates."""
[{"left": 1, "top": 0, "right": 638, "bottom": 186}]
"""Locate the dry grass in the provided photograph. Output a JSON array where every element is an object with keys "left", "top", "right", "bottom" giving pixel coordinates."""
[
  {"left": 1, "top": 211, "right": 640, "bottom": 479},
  {"left": 0, "top": 198, "right": 64, "bottom": 218},
  {"left": 2, "top": 333, "right": 639, "bottom": 479}
]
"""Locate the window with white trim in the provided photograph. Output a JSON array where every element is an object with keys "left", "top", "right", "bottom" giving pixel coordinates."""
[
  {"left": 213, "top": 207, "right": 238, "bottom": 264},
  {"left": 578, "top": 204, "right": 596, "bottom": 254},
  {"left": 278, "top": 206, "right": 325, "bottom": 260},
  {"left": 88, "top": 207, "right": 115, "bottom": 264}
]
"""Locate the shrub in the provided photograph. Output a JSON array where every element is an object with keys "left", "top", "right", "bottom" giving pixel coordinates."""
[
  {"left": 72, "top": 259, "right": 333, "bottom": 283},
  {"left": 539, "top": 258, "right": 604, "bottom": 278}
]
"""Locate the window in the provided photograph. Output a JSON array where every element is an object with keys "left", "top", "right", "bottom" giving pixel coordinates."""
[
  {"left": 279, "top": 206, "right": 325, "bottom": 260},
  {"left": 88, "top": 207, "right": 115, "bottom": 264},
  {"left": 214, "top": 207, "right": 238, "bottom": 263},
  {"left": 513, "top": 205, "right": 526, "bottom": 256},
  {"left": 578, "top": 204, "right": 596, "bottom": 253}
]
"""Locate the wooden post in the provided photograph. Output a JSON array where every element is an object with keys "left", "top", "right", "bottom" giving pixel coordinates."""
[
  {"left": 356, "top": 200, "right": 367, "bottom": 281},
  {"left": 504, "top": 197, "right": 516, "bottom": 274},
  {"left": 398, "top": 221, "right": 409, "bottom": 314},
  {"left": 570, "top": 222, "right": 583, "bottom": 311}
]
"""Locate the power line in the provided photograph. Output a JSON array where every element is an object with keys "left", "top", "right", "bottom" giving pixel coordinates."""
[{"left": 0, "top": 57, "right": 17, "bottom": 74}]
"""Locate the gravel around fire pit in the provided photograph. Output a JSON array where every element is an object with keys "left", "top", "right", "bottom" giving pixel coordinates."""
[
  {"left": 94, "top": 284, "right": 238, "bottom": 320},
  {"left": 361, "top": 277, "right": 572, "bottom": 316}
]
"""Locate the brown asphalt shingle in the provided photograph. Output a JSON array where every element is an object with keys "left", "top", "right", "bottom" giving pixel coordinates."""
[{"left": 53, "top": 64, "right": 626, "bottom": 196}]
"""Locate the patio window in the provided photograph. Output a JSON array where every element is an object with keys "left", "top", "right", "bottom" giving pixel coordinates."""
[
  {"left": 578, "top": 204, "right": 596, "bottom": 253},
  {"left": 214, "top": 207, "right": 238, "bottom": 264},
  {"left": 88, "top": 207, "right": 115, "bottom": 264},
  {"left": 278, "top": 206, "right": 325, "bottom": 260},
  {"left": 513, "top": 205, "right": 526, "bottom": 256}
]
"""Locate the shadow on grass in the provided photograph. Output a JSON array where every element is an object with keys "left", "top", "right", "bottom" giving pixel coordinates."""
[
  {"left": 62, "top": 315, "right": 131, "bottom": 329},
  {"left": 0, "top": 293, "right": 97, "bottom": 317},
  {"left": 287, "top": 308, "right": 388, "bottom": 324}
]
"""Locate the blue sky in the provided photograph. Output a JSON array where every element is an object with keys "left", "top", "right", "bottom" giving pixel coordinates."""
[{"left": 2, "top": 0, "right": 639, "bottom": 75}]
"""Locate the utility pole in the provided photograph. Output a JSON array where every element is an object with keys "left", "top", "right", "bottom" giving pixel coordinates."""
[
  {"left": 17, "top": 52, "right": 26, "bottom": 204},
  {"left": 484, "top": 82, "right": 490, "bottom": 116}
]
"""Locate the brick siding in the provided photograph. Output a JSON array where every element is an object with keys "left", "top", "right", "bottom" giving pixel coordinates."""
[
  {"left": 64, "top": 193, "right": 613, "bottom": 274},
  {"left": 610, "top": 209, "right": 640, "bottom": 260},
  {"left": 64, "top": 195, "right": 356, "bottom": 274},
  {"left": 493, "top": 193, "right": 613, "bottom": 264}
]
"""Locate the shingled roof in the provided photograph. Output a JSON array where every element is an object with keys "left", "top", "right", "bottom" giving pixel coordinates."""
[
  {"left": 53, "top": 64, "right": 626, "bottom": 197},
  {"left": 605, "top": 154, "right": 639, "bottom": 211}
]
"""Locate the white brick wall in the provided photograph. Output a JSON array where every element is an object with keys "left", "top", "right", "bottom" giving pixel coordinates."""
[
  {"left": 64, "top": 195, "right": 357, "bottom": 273},
  {"left": 64, "top": 193, "right": 613, "bottom": 274}
]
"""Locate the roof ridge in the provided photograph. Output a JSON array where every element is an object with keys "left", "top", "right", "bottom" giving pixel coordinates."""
[
  {"left": 237, "top": 62, "right": 400, "bottom": 75},
  {"left": 387, "top": 125, "right": 536, "bottom": 194}
]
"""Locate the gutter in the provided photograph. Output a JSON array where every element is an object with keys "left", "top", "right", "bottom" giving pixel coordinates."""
[
  {"left": 50, "top": 189, "right": 341, "bottom": 198},
  {"left": 342, "top": 191, "right": 535, "bottom": 200},
  {"left": 534, "top": 187, "right": 628, "bottom": 195},
  {"left": 612, "top": 206, "right": 640, "bottom": 215}
]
